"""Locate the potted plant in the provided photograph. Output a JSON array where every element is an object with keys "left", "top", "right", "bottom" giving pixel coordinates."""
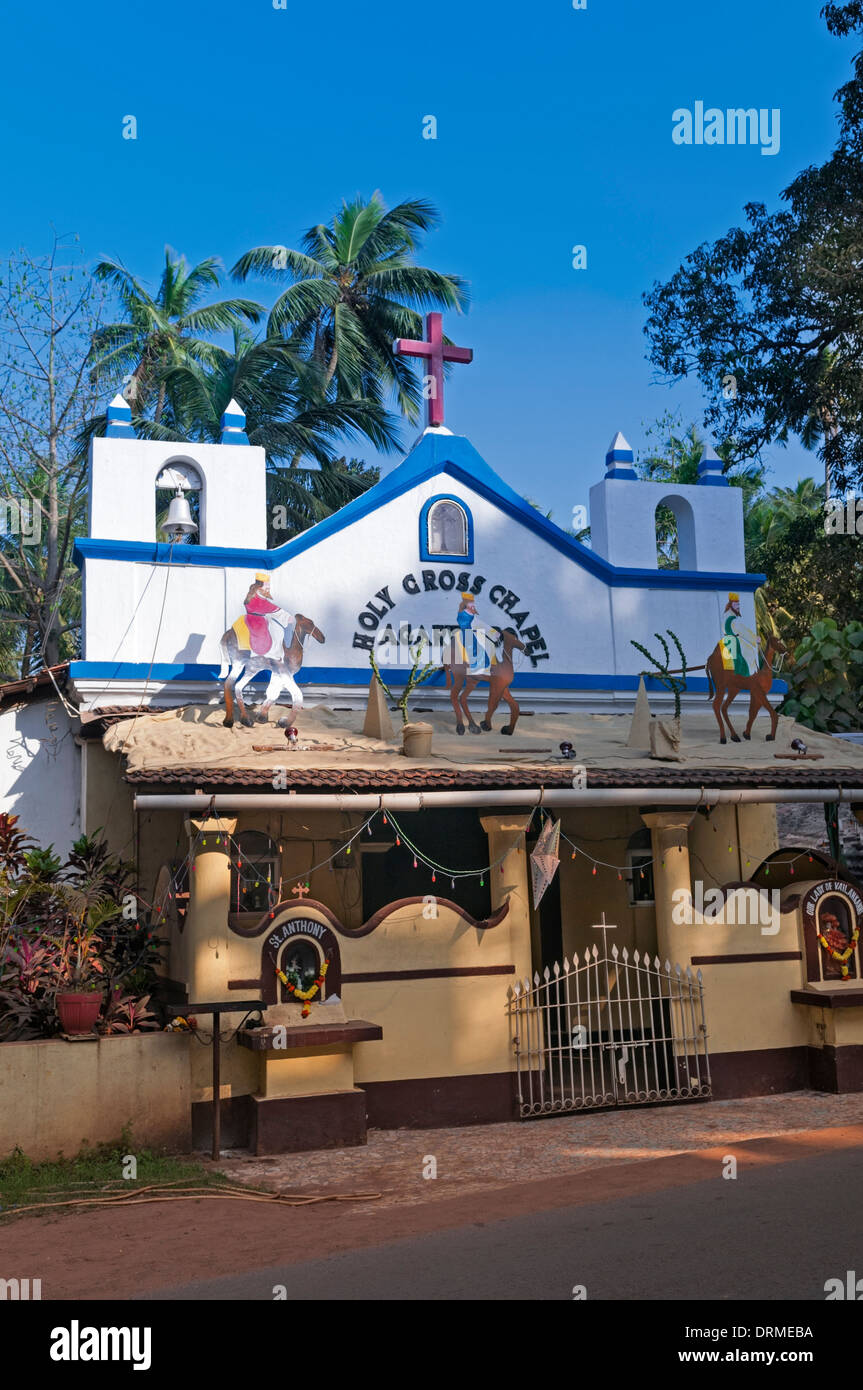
[
  {"left": 54, "top": 898, "right": 116, "bottom": 1035},
  {"left": 369, "top": 641, "right": 437, "bottom": 756}
]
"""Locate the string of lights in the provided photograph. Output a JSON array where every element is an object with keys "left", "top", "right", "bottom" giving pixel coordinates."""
[
  {"left": 4, "top": 800, "right": 850, "bottom": 946},
  {"left": 384, "top": 809, "right": 535, "bottom": 888}
]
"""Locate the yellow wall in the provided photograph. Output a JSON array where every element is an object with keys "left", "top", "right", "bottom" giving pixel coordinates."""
[
  {"left": 162, "top": 808, "right": 534, "bottom": 1092},
  {"left": 142, "top": 798, "right": 863, "bottom": 1106},
  {"left": 82, "top": 739, "right": 134, "bottom": 858},
  {"left": 0, "top": 1033, "right": 191, "bottom": 1160}
]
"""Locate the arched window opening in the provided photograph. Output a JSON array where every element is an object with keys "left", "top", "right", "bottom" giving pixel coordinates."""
[
  {"left": 655, "top": 501, "right": 679, "bottom": 569},
  {"left": 156, "top": 461, "right": 202, "bottom": 545},
  {"left": 428, "top": 499, "right": 468, "bottom": 555},
  {"left": 278, "top": 937, "right": 322, "bottom": 998},
  {"left": 654, "top": 494, "right": 697, "bottom": 570},
  {"left": 420, "top": 496, "right": 473, "bottom": 561}
]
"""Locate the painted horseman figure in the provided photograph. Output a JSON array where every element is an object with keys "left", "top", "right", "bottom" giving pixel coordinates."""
[
  {"left": 241, "top": 574, "right": 295, "bottom": 656},
  {"left": 218, "top": 574, "right": 325, "bottom": 728},
  {"left": 454, "top": 592, "right": 494, "bottom": 676},
  {"left": 720, "top": 592, "right": 759, "bottom": 677},
  {"left": 707, "top": 592, "right": 787, "bottom": 744}
]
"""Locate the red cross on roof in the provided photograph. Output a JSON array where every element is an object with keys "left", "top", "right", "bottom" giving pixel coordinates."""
[{"left": 394, "top": 312, "right": 473, "bottom": 429}]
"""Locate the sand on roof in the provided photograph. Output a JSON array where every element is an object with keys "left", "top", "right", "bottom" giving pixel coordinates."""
[{"left": 101, "top": 702, "right": 863, "bottom": 777}]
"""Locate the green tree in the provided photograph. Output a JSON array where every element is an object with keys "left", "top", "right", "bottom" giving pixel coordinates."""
[
  {"left": 232, "top": 193, "right": 469, "bottom": 436},
  {"left": 781, "top": 618, "right": 863, "bottom": 732},
  {"left": 750, "top": 509, "right": 863, "bottom": 650},
  {"left": 746, "top": 478, "right": 825, "bottom": 552},
  {"left": 0, "top": 238, "right": 105, "bottom": 672},
  {"left": 89, "top": 247, "right": 264, "bottom": 424},
  {"left": 642, "top": 5, "right": 863, "bottom": 496},
  {"left": 156, "top": 325, "right": 392, "bottom": 542}
]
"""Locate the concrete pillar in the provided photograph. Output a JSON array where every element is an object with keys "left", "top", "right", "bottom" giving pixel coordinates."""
[
  {"left": 641, "top": 810, "right": 696, "bottom": 966},
  {"left": 184, "top": 815, "right": 237, "bottom": 1001},
  {"left": 480, "top": 813, "right": 534, "bottom": 982}
]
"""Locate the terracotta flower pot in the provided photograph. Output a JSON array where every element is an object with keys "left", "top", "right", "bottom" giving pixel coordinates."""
[{"left": 56, "top": 991, "right": 103, "bottom": 1035}]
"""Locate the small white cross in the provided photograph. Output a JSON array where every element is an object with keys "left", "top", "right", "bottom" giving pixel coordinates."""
[{"left": 591, "top": 911, "right": 617, "bottom": 957}]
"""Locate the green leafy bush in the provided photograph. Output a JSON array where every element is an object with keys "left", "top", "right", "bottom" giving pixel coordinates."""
[
  {"left": 0, "top": 818, "right": 165, "bottom": 1041},
  {"left": 781, "top": 619, "right": 863, "bottom": 732}
]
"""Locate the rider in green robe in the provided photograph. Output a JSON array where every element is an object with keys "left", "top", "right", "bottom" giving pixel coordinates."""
[{"left": 721, "top": 594, "right": 757, "bottom": 676}]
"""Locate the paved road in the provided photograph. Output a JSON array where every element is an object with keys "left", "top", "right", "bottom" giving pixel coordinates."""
[{"left": 141, "top": 1144, "right": 863, "bottom": 1301}]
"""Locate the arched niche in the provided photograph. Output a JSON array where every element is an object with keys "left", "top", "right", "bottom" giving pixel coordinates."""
[
  {"left": 259, "top": 910, "right": 343, "bottom": 1005},
  {"left": 654, "top": 492, "right": 697, "bottom": 570},
  {"left": 155, "top": 456, "right": 205, "bottom": 544},
  {"left": 801, "top": 880, "right": 863, "bottom": 984}
]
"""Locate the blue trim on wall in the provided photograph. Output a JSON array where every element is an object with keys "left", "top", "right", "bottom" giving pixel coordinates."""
[
  {"left": 73, "top": 431, "right": 765, "bottom": 592},
  {"left": 68, "top": 660, "right": 787, "bottom": 697},
  {"left": 418, "top": 493, "right": 474, "bottom": 564}
]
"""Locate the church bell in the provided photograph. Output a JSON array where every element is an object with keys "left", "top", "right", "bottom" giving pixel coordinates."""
[{"left": 162, "top": 487, "right": 198, "bottom": 541}]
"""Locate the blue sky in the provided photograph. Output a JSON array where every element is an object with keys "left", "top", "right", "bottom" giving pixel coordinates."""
[{"left": 1, "top": 0, "right": 853, "bottom": 527}]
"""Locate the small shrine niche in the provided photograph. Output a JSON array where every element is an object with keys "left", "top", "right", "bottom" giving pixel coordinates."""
[
  {"left": 237, "top": 905, "right": 382, "bottom": 1154},
  {"left": 802, "top": 880, "right": 863, "bottom": 985},
  {"left": 260, "top": 912, "right": 343, "bottom": 1017}
]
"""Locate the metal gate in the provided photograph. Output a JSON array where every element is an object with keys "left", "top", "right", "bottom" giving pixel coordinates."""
[{"left": 507, "top": 945, "right": 711, "bottom": 1117}]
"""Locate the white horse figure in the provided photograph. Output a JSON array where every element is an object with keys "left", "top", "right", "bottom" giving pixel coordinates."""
[{"left": 217, "top": 610, "right": 325, "bottom": 727}]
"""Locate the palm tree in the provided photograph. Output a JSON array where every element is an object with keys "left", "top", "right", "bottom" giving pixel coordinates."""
[
  {"left": 747, "top": 478, "right": 825, "bottom": 549},
  {"left": 231, "top": 194, "right": 469, "bottom": 434},
  {"left": 156, "top": 326, "right": 396, "bottom": 542},
  {"left": 89, "top": 248, "right": 264, "bottom": 424}
]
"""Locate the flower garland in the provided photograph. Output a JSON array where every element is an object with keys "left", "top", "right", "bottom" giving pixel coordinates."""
[
  {"left": 817, "top": 922, "right": 861, "bottom": 979},
  {"left": 276, "top": 957, "right": 330, "bottom": 1017}
]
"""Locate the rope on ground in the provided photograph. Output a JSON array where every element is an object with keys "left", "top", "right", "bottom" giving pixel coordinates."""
[{"left": 0, "top": 1181, "right": 383, "bottom": 1217}]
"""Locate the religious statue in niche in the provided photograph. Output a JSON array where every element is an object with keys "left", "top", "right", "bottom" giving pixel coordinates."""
[
  {"left": 705, "top": 593, "right": 788, "bottom": 744},
  {"left": 217, "top": 572, "right": 325, "bottom": 728},
  {"left": 817, "top": 901, "right": 860, "bottom": 980},
  {"left": 801, "top": 880, "right": 863, "bottom": 984},
  {"left": 276, "top": 940, "right": 331, "bottom": 1018},
  {"left": 441, "top": 592, "right": 525, "bottom": 736}
]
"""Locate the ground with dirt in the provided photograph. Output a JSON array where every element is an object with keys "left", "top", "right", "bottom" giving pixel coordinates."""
[{"left": 3, "top": 1090, "right": 862, "bottom": 1300}]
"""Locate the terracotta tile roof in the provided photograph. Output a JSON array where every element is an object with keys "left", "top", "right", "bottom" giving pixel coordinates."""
[
  {"left": 125, "top": 764, "right": 863, "bottom": 792},
  {"left": 0, "top": 663, "right": 71, "bottom": 707}
]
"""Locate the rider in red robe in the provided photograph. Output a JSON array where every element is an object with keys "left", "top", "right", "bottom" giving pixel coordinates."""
[{"left": 244, "top": 576, "right": 279, "bottom": 655}]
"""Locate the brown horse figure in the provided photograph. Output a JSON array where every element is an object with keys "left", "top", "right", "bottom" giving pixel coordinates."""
[
  {"left": 442, "top": 625, "right": 526, "bottom": 735},
  {"left": 218, "top": 612, "right": 325, "bottom": 728},
  {"left": 705, "top": 634, "right": 788, "bottom": 744}
]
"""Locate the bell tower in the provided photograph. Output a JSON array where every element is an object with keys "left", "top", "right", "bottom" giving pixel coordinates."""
[{"left": 87, "top": 394, "right": 267, "bottom": 549}]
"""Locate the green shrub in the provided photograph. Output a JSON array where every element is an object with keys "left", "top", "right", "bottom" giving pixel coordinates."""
[{"left": 781, "top": 619, "right": 863, "bottom": 732}]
